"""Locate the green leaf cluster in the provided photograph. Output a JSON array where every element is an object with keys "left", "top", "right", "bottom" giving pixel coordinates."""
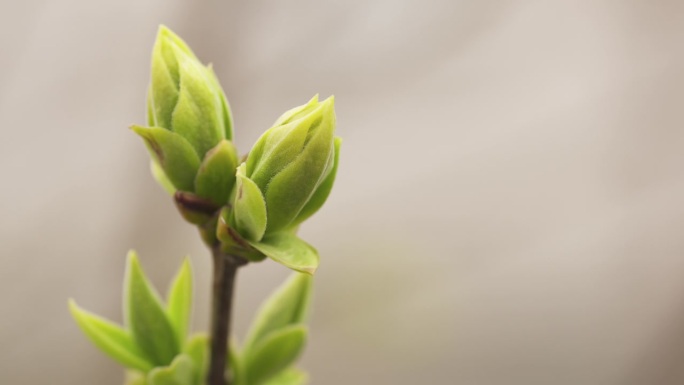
[
  {"left": 230, "top": 272, "right": 313, "bottom": 385},
  {"left": 134, "top": 25, "right": 238, "bottom": 206},
  {"left": 132, "top": 27, "right": 342, "bottom": 276},
  {"left": 70, "top": 251, "right": 206, "bottom": 385},
  {"left": 71, "top": 253, "right": 312, "bottom": 385},
  {"left": 215, "top": 97, "right": 341, "bottom": 275}
]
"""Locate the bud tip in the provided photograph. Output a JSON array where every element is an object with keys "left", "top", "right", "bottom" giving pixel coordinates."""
[{"left": 126, "top": 249, "right": 140, "bottom": 265}]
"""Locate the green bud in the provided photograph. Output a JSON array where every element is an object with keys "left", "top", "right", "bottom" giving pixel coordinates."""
[
  {"left": 195, "top": 140, "right": 239, "bottom": 206},
  {"left": 233, "top": 163, "right": 267, "bottom": 242},
  {"left": 216, "top": 207, "right": 266, "bottom": 262},
  {"left": 132, "top": 126, "right": 201, "bottom": 192},
  {"left": 148, "top": 25, "right": 232, "bottom": 146},
  {"left": 236, "top": 95, "right": 339, "bottom": 237},
  {"left": 135, "top": 26, "right": 237, "bottom": 206},
  {"left": 289, "top": 136, "right": 341, "bottom": 228}
]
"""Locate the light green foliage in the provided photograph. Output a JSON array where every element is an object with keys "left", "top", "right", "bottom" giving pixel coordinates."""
[
  {"left": 70, "top": 251, "right": 197, "bottom": 380},
  {"left": 149, "top": 354, "right": 195, "bottom": 385},
  {"left": 206, "top": 66, "right": 234, "bottom": 141},
  {"left": 125, "top": 371, "right": 148, "bottom": 385},
  {"left": 195, "top": 140, "right": 238, "bottom": 205},
  {"left": 248, "top": 233, "right": 320, "bottom": 275},
  {"left": 221, "top": 95, "right": 340, "bottom": 273},
  {"left": 246, "top": 96, "right": 320, "bottom": 190},
  {"left": 232, "top": 272, "right": 313, "bottom": 385},
  {"left": 263, "top": 368, "right": 308, "bottom": 385},
  {"left": 243, "top": 273, "right": 312, "bottom": 352},
  {"left": 69, "top": 300, "right": 153, "bottom": 372},
  {"left": 126, "top": 251, "right": 180, "bottom": 366},
  {"left": 70, "top": 251, "right": 313, "bottom": 385},
  {"left": 132, "top": 126, "right": 201, "bottom": 192},
  {"left": 243, "top": 325, "right": 307, "bottom": 385},
  {"left": 290, "top": 136, "right": 342, "bottom": 227},
  {"left": 77, "top": 25, "right": 344, "bottom": 385},
  {"left": 183, "top": 334, "right": 209, "bottom": 385},
  {"left": 134, "top": 26, "right": 341, "bottom": 274},
  {"left": 233, "top": 163, "right": 268, "bottom": 242},
  {"left": 149, "top": 25, "right": 229, "bottom": 148},
  {"left": 166, "top": 258, "right": 193, "bottom": 348},
  {"left": 240, "top": 96, "right": 339, "bottom": 236},
  {"left": 229, "top": 339, "right": 246, "bottom": 385},
  {"left": 150, "top": 160, "right": 177, "bottom": 195},
  {"left": 170, "top": 59, "right": 223, "bottom": 158},
  {"left": 135, "top": 25, "right": 236, "bottom": 205}
]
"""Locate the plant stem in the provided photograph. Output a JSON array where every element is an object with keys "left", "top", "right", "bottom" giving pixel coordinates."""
[{"left": 208, "top": 248, "right": 245, "bottom": 385}]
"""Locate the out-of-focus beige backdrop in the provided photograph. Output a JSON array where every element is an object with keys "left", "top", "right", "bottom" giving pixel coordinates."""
[{"left": 2, "top": 1, "right": 684, "bottom": 384}]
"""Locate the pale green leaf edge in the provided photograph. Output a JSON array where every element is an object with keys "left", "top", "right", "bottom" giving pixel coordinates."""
[
  {"left": 69, "top": 300, "right": 153, "bottom": 372},
  {"left": 166, "top": 257, "right": 193, "bottom": 349}
]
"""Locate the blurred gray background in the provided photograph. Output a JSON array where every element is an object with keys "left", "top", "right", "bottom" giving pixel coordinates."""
[{"left": 2, "top": 1, "right": 684, "bottom": 384}]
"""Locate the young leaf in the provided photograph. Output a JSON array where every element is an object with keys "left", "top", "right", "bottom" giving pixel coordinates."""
[
  {"left": 171, "top": 56, "right": 224, "bottom": 157},
  {"left": 69, "top": 300, "right": 153, "bottom": 372},
  {"left": 247, "top": 233, "right": 319, "bottom": 274},
  {"left": 125, "top": 251, "right": 180, "bottom": 366},
  {"left": 125, "top": 371, "right": 149, "bottom": 385},
  {"left": 194, "top": 140, "right": 238, "bottom": 205},
  {"left": 272, "top": 95, "right": 319, "bottom": 127},
  {"left": 131, "top": 125, "right": 201, "bottom": 192},
  {"left": 243, "top": 273, "right": 312, "bottom": 354},
  {"left": 263, "top": 368, "right": 308, "bottom": 385},
  {"left": 150, "top": 160, "right": 177, "bottom": 195},
  {"left": 166, "top": 257, "right": 193, "bottom": 348},
  {"left": 233, "top": 163, "right": 268, "bottom": 242},
  {"left": 291, "top": 136, "right": 341, "bottom": 227},
  {"left": 148, "top": 354, "right": 195, "bottom": 385},
  {"left": 261, "top": 99, "right": 334, "bottom": 233},
  {"left": 244, "top": 325, "right": 308, "bottom": 385},
  {"left": 229, "top": 339, "right": 246, "bottom": 385},
  {"left": 183, "top": 334, "right": 208, "bottom": 385},
  {"left": 207, "top": 66, "right": 234, "bottom": 141}
]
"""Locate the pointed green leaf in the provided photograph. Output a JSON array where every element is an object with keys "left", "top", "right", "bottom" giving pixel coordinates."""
[
  {"left": 207, "top": 66, "right": 234, "bottom": 141},
  {"left": 148, "top": 354, "right": 195, "bottom": 385},
  {"left": 147, "top": 87, "right": 157, "bottom": 127},
  {"left": 244, "top": 325, "right": 308, "bottom": 385},
  {"left": 246, "top": 117, "right": 311, "bottom": 189},
  {"left": 229, "top": 339, "right": 246, "bottom": 385},
  {"left": 233, "top": 163, "right": 268, "bottom": 242},
  {"left": 69, "top": 300, "right": 153, "bottom": 372},
  {"left": 132, "top": 126, "right": 200, "bottom": 192},
  {"left": 291, "top": 136, "right": 341, "bottom": 227},
  {"left": 125, "top": 251, "right": 180, "bottom": 366},
  {"left": 150, "top": 43, "right": 179, "bottom": 130},
  {"left": 149, "top": 26, "right": 200, "bottom": 130},
  {"left": 194, "top": 140, "right": 238, "bottom": 205},
  {"left": 150, "top": 160, "right": 177, "bottom": 195},
  {"left": 272, "top": 94, "right": 319, "bottom": 126},
  {"left": 171, "top": 54, "right": 223, "bottom": 157},
  {"left": 166, "top": 257, "right": 193, "bottom": 348},
  {"left": 157, "top": 25, "right": 197, "bottom": 60},
  {"left": 248, "top": 233, "right": 319, "bottom": 274},
  {"left": 243, "top": 273, "right": 313, "bottom": 354},
  {"left": 184, "top": 334, "right": 208, "bottom": 385},
  {"left": 263, "top": 100, "right": 335, "bottom": 232},
  {"left": 263, "top": 368, "right": 308, "bottom": 385}
]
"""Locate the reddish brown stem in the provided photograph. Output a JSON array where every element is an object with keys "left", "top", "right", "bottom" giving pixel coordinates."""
[{"left": 207, "top": 248, "right": 245, "bottom": 385}]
